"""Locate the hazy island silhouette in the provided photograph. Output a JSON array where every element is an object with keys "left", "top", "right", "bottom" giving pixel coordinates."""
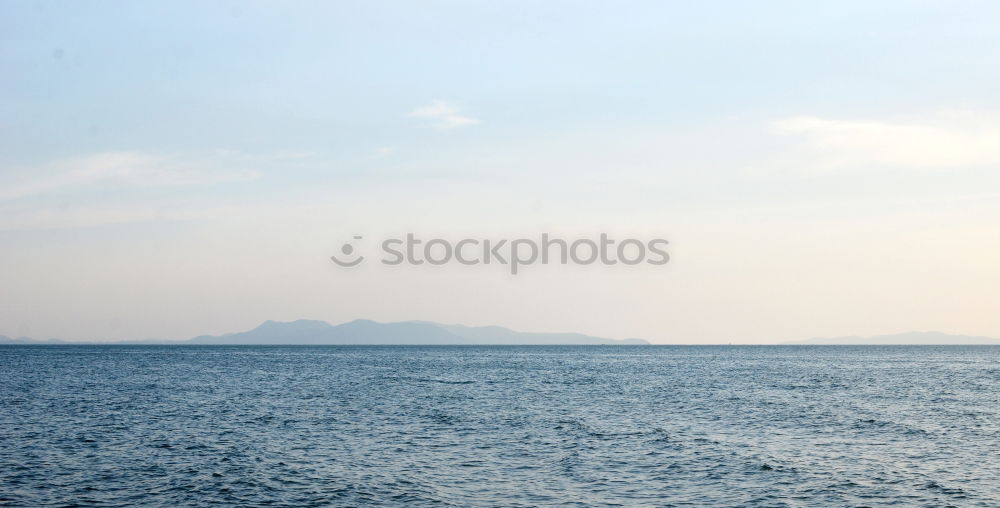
[
  {"left": 0, "top": 319, "right": 648, "bottom": 345},
  {"left": 3, "top": 321, "right": 1000, "bottom": 345}
]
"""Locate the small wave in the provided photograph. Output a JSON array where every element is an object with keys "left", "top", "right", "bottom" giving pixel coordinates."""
[
  {"left": 397, "top": 376, "right": 475, "bottom": 385},
  {"left": 922, "top": 481, "right": 967, "bottom": 497}
]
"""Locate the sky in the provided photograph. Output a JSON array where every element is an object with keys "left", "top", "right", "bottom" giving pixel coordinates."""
[{"left": 2, "top": 1, "right": 1000, "bottom": 343}]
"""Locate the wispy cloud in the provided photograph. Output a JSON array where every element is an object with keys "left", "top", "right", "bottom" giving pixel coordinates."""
[
  {"left": 773, "top": 111, "right": 1000, "bottom": 169},
  {"left": 0, "top": 204, "right": 247, "bottom": 232},
  {"left": 408, "top": 100, "right": 480, "bottom": 129},
  {"left": 0, "top": 151, "right": 259, "bottom": 202},
  {"left": 371, "top": 146, "right": 396, "bottom": 159}
]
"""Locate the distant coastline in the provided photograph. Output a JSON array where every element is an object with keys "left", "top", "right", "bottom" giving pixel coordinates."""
[
  {"left": 4, "top": 323, "right": 1000, "bottom": 346},
  {"left": 0, "top": 319, "right": 649, "bottom": 346},
  {"left": 783, "top": 331, "right": 1000, "bottom": 345}
]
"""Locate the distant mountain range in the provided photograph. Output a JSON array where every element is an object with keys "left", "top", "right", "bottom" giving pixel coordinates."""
[
  {"left": 784, "top": 331, "right": 1000, "bottom": 345},
  {"left": 4, "top": 324, "right": 1000, "bottom": 346},
  {"left": 0, "top": 336, "right": 66, "bottom": 345},
  {"left": 0, "top": 319, "right": 649, "bottom": 345}
]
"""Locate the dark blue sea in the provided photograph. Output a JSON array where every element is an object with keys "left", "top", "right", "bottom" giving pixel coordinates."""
[{"left": 1, "top": 345, "right": 998, "bottom": 507}]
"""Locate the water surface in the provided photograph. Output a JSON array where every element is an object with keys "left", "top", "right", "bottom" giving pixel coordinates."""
[{"left": 1, "top": 345, "right": 998, "bottom": 506}]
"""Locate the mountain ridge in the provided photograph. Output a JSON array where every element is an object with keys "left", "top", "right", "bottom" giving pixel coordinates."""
[
  {"left": 2, "top": 320, "right": 649, "bottom": 345},
  {"left": 783, "top": 331, "right": 1000, "bottom": 345},
  {"left": 7, "top": 327, "right": 1000, "bottom": 346}
]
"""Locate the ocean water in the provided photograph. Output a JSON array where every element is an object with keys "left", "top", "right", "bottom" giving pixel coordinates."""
[{"left": 1, "top": 346, "right": 998, "bottom": 507}]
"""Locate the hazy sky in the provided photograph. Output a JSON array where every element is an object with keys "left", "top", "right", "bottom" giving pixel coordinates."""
[{"left": 2, "top": 1, "right": 999, "bottom": 343}]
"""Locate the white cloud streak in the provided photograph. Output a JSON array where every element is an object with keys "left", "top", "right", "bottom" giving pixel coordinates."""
[
  {"left": 773, "top": 111, "right": 1000, "bottom": 169},
  {"left": 0, "top": 151, "right": 259, "bottom": 202},
  {"left": 408, "top": 100, "right": 480, "bottom": 129}
]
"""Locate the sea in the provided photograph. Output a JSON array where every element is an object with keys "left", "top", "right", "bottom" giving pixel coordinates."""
[{"left": 1, "top": 345, "right": 998, "bottom": 507}]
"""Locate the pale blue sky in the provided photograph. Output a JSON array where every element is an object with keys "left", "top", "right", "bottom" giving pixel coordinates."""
[{"left": 2, "top": 1, "right": 1000, "bottom": 342}]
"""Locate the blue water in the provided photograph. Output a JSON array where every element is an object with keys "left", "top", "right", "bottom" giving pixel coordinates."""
[{"left": 1, "top": 346, "right": 998, "bottom": 507}]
